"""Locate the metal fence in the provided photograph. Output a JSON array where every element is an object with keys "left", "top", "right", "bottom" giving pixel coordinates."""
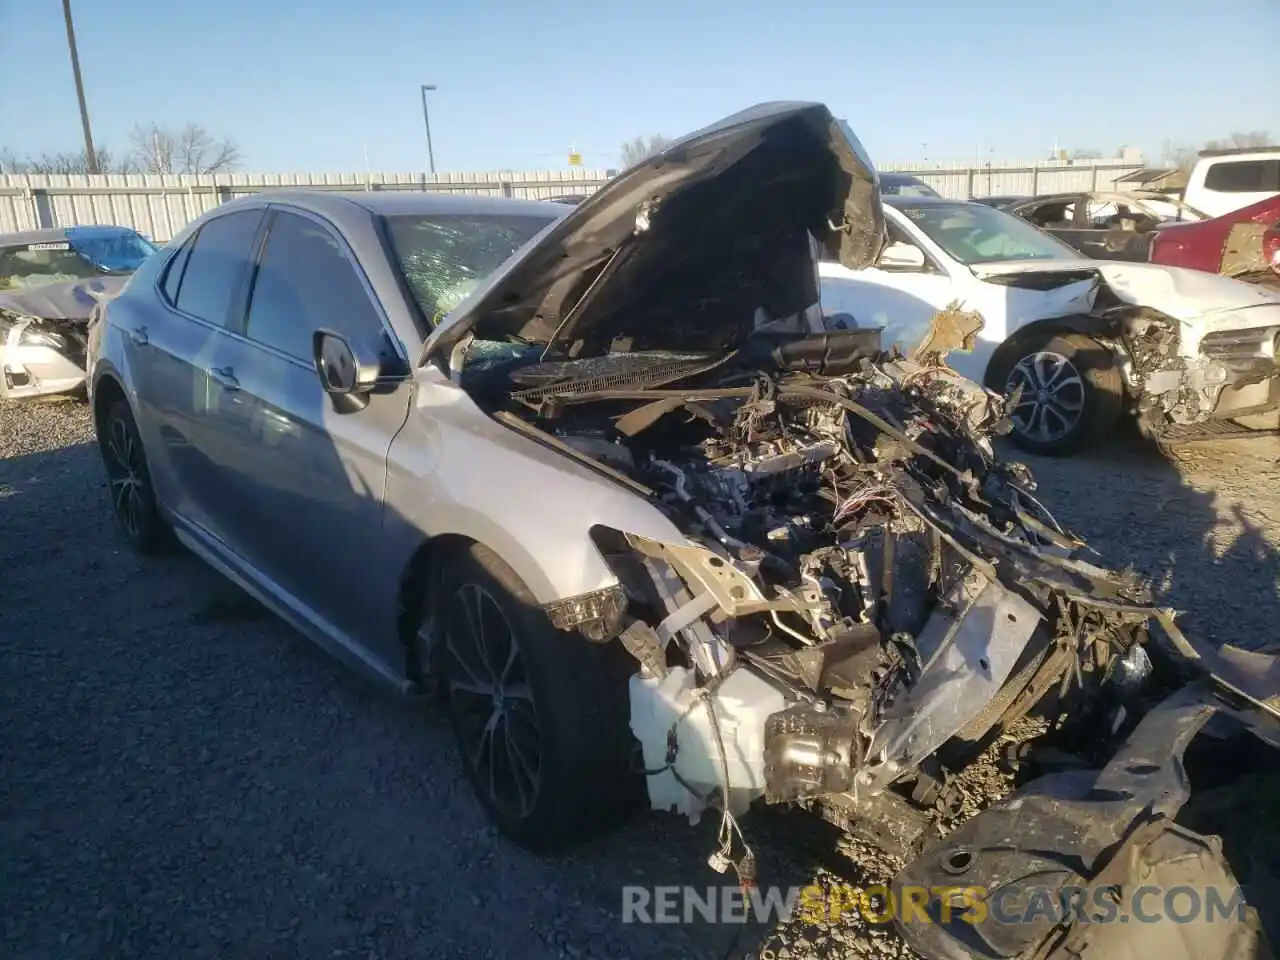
[
  {"left": 881, "top": 160, "right": 1145, "bottom": 201},
  {"left": 0, "top": 161, "right": 1144, "bottom": 242}
]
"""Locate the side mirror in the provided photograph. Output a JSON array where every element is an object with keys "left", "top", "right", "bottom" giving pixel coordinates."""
[
  {"left": 877, "top": 241, "right": 927, "bottom": 271},
  {"left": 313, "top": 329, "right": 380, "bottom": 396}
]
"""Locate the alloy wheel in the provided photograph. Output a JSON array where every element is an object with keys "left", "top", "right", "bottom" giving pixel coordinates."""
[
  {"left": 1006, "top": 350, "right": 1086, "bottom": 445},
  {"left": 104, "top": 416, "right": 147, "bottom": 540},
  {"left": 443, "top": 583, "right": 542, "bottom": 821}
]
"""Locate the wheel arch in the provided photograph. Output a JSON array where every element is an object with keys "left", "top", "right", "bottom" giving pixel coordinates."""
[
  {"left": 395, "top": 532, "right": 477, "bottom": 686},
  {"left": 91, "top": 371, "right": 129, "bottom": 436},
  {"left": 983, "top": 314, "right": 1119, "bottom": 391}
]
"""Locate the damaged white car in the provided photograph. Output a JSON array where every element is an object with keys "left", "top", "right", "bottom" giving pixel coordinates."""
[
  {"left": 88, "top": 103, "right": 1275, "bottom": 959},
  {"left": 820, "top": 198, "right": 1280, "bottom": 454},
  {"left": 0, "top": 226, "right": 153, "bottom": 400}
]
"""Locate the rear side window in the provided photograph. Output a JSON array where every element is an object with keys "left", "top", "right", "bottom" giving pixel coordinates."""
[
  {"left": 161, "top": 239, "right": 194, "bottom": 304},
  {"left": 1204, "top": 159, "right": 1280, "bottom": 193},
  {"left": 173, "top": 210, "right": 264, "bottom": 326},
  {"left": 244, "top": 211, "right": 387, "bottom": 362}
]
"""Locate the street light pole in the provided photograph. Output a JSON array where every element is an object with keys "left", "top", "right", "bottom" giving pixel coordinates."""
[
  {"left": 420, "top": 84, "right": 437, "bottom": 176},
  {"left": 62, "top": 0, "right": 99, "bottom": 174}
]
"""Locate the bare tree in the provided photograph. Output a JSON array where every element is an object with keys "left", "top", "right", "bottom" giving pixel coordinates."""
[
  {"left": 0, "top": 146, "right": 134, "bottom": 175},
  {"left": 1162, "top": 131, "right": 1273, "bottom": 174},
  {"left": 0, "top": 148, "right": 25, "bottom": 174},
  {"left": 620, "top": 134, "right": 671, "bottom": 167},
  {"left": 1204, "top": 131, "right": 1272, "bottom": 151},
  {"left": 127, "top": 122, "right": 242, "bottom": 174}
]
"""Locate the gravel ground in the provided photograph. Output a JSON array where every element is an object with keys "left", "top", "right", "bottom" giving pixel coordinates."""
[{"left": 2, "top": 398, "right": 1277, "bottom": 959}]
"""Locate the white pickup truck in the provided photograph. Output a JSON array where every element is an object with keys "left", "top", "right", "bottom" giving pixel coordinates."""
[
  {"left": 819, "top": 196, "right": 1280, "bottom": 454},
  {"left": 1183, "top": 146, "right": 1280, "bottom": 219}
]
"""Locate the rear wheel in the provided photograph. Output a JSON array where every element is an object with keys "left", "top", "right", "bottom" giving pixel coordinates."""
[
  {"left": 429, "top": 543, "right": 640, "bottom": 852},
  {"left": 993, "top": 332, "right": 1125, "bottom": 456},
  {"left": 98, "top": 400, "right": 171, "bottom": 553}
]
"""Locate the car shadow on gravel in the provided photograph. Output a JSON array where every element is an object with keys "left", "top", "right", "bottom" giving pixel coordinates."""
[{"left": 1013, "top": 423, "right": 1280, "bottom": 653}]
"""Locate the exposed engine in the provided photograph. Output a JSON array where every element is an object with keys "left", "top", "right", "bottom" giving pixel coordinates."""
[{"left": 462, "top": 327, "right": 1176, "bottom": 872}]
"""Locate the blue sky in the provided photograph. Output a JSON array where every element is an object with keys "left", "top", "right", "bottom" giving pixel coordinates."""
[{"left": 2, "top": 0, "right": 1276, "bottom": 174}]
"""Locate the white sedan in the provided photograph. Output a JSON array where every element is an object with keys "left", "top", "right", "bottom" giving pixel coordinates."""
[{"left": 819, "top": 196, "right": 1280, "bottom": 454}]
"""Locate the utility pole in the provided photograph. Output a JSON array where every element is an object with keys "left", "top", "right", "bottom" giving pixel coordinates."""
[
  {"left": 420, "top": 84, "right": 437, "bottom": 176},
  {"left": 62, "top": 0, "right": 99, "bottom": 174}
]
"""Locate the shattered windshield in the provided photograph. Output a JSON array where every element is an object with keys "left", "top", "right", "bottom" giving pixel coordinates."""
[
  {"left": 0, "top": 229, "right": 157, "bottom": 292},
  {"left": 383, "top": 213, "right": 554, "bottom": 329},
  {"left": 897, "top": 201, "right": 1080, "bottom": 265},
  {"left": 0, "top": 241, "right": 103, "bottom": 291},
  {"left": 67, "top": 228, "right": 158, "bottom": 272}
]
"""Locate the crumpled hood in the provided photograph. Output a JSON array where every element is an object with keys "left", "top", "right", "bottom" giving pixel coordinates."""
[
  {"left": 969, "top": 257, "right": 1102, "bottom": 281},
  {"left": 0, "top": 276, "right": 128, "bottom": 323},
  {"left": 426, "top": 102, "right": 885, "bottom": 361},
  {"left": 972, "top": 257, "right": 1280, "bottom": 331},
  {"left": 1093, "top": 260, "right": 1280, "bottom": 328}
]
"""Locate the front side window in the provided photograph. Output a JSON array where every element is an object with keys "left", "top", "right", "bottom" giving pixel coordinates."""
[
  {"left": 896, "top": 202, "right": 1079, "bottom": 265},
  {"left": 383, "top": 213, "right": 553, "bottom": 328},
  {"left": 244, "top": 211, "right": 384, "bottom": 362},
  {"left": 174, "top": 210, "right": 265, "bottom": 326}
]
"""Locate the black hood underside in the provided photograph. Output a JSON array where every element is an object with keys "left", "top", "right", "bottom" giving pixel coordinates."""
[{"left": 429, "top": 102, "right": 885, "bottom": 362}]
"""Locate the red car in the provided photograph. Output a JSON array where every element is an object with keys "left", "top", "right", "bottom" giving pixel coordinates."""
[{"left": 1149, "top": 193, "right": 1280, "bottom": 286}]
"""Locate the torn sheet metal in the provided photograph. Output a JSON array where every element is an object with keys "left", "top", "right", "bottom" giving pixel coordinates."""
[
  {"left": 909, "top": 299, "right": 985, "bottom": 364},
  {"left": 857, "top": 577, "right": 1042, "bottom": 795},
  {"left": 891, "top": 684, "right": 1274, "bottom": 960}
]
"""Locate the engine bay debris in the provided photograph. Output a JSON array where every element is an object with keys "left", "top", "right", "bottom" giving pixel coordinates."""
[{"left": 460, "top": 321, "right": 1275, "bottom": 958}]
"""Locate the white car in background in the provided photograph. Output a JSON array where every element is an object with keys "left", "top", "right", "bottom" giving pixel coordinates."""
[
  {"left": 819, "top": 196, "right": 1280, "bottom": 454},
  {"left": 1183, "top": 146, "right": 1280, "bottom": 218}
]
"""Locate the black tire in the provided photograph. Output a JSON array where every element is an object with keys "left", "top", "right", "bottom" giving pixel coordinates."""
[
  {"left": 430, "top": 543, "right": 640, "bottom": 853},
  {"left": 992, "top": 331, "right": 1125, "bottom": 456},
  {"left": 97, "top": 399, "right": 172, "bottom": 554}
]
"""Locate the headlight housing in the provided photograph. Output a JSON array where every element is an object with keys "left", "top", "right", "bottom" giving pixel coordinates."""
[
  {"left": 19, "top": 328, "right": 66, "bottom": 349},
  {"left": 543, "top": 586, "right": 628, "bottom": 641}
]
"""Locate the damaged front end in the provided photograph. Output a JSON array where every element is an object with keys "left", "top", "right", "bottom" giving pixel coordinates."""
[
  {"left": 0, "top": 277, "right": 123, "bottom": 400},
  {"left": 1111, "top": 305, "right": 1280, "bottom": 437},
  {"left": 459, "top": 325, "right": 1185, "bottom": 875},
  {"left": 475, "top": 332, "right": 1277, "bottom": 957},
  {"left": 1088, "top": 266, "right": 1280, "bottom": 438},
  {"left": 425, "top": 101, "right": 1271, "bottom": 955}
]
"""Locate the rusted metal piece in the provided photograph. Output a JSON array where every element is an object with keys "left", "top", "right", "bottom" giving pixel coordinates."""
[
  {"left": 1221, "top": 222, "right": 1270, "bottom": 278},
  {"left": 909, "top": 299, "right": 985, "bottom": 364}
]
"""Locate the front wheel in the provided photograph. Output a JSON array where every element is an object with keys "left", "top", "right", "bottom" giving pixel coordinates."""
[
  {"left": 97, "top": 399, "right": 172, "bottom": 554},
  {"left": 429, "top": 544, "right": 640, "bottom": 852},
  {"left": 993, "top": 332, "right": 1125, "bottom": 456}
]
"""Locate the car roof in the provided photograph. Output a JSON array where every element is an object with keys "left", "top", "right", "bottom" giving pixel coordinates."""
[
  {"left": 0, "top": 225, "right": 144, "bottom": 249},
  {"left": 0, "top": 227, "right": 72, "bottom": 247},
  {"left": 217, "top": 189, "right": 564, "bottom": 223}
]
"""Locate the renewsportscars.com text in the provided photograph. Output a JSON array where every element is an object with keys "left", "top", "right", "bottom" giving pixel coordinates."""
[{"left": 621, "top": 883, "right": 1248, "bottom": 926}]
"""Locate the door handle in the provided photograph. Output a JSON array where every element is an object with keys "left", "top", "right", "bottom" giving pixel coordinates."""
[
  {"left": 208, "top": 365, "right": 240, "bottom": 392},
  {"left": 126, "top": 325, "right": 149, "bottom": 346}
]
